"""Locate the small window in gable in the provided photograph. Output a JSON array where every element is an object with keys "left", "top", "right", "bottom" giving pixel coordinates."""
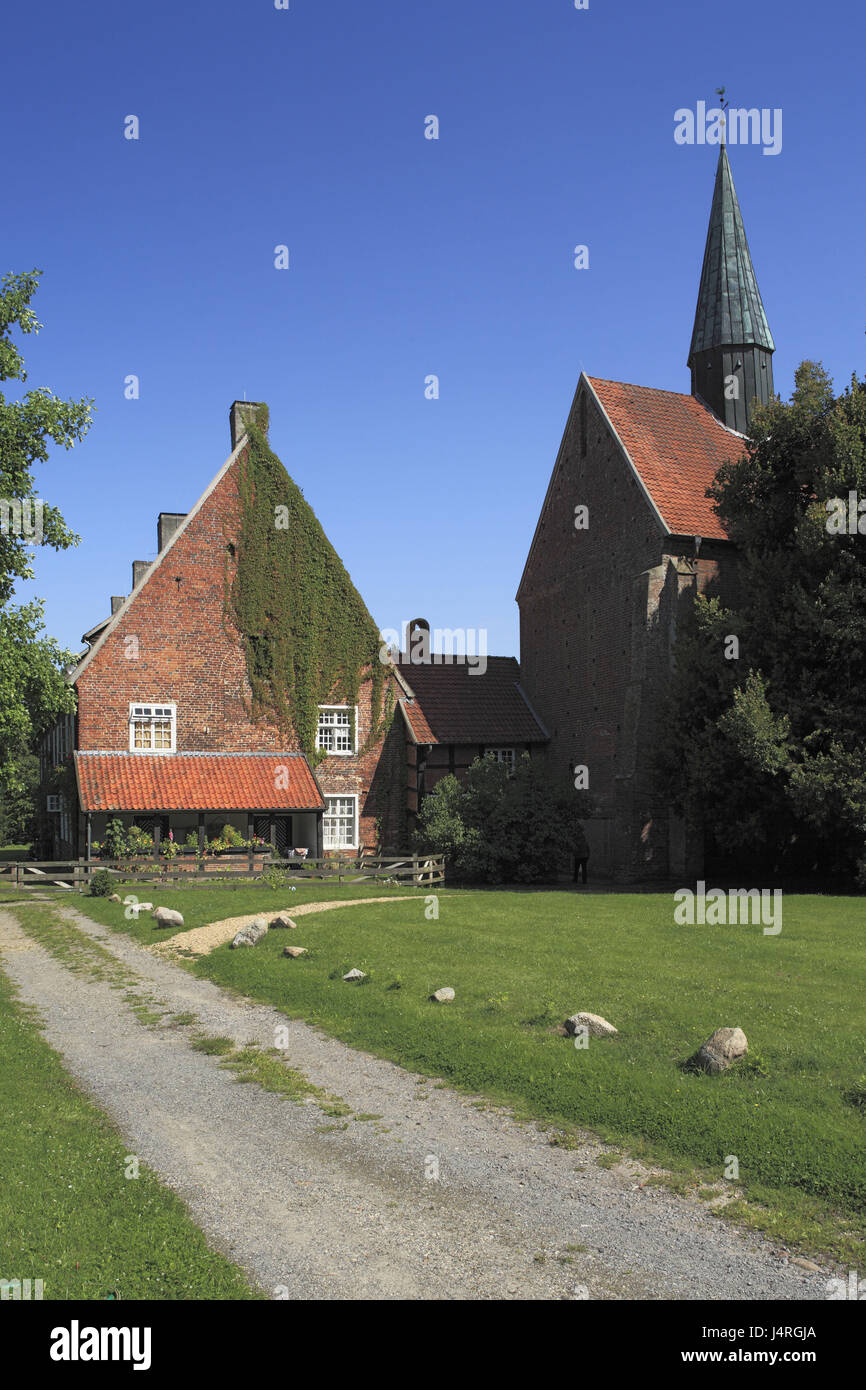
[
  {"left": 485, "top": 747, "right": 516, "bottom": 773},
  {"left": 316, "top": 706, "right": 355, "bottom": 755},
  {"left": 130, "top": 703, "right": 176, "bottom": 752}
]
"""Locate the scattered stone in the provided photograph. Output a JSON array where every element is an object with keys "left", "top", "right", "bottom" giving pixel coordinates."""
[
  {"left": 108, "top": 893, "right": 121, "bottom": 903},
  {"left": 229, "top": 916, "right": 268, "bottom": 949},
  {"left": 430, "top": 987, "right": 455, "bottom": 1003},
  {"left": 792, "top": 1257, "right": 822, "bottom": 1273},
  {"left": 564, "top": 1012, "right": 618, "bottom": 1038},
  {"left": 343, "top": 968, "right": 367, "bottom": 982},
  {"left": 134, "top": 902, "right": 154, "bottom": 912},
  {"left": 270, "top": 913, "right": 297, "bottom": 929},
  {"left": 693, "top": 1026, "right": 748, "bottom": 1075},
  {"left": 151, "top": 906, "right": 184, "bottom": 928},
  {"left": 282, "top": 946, "right": 308, "bottom": 959}
]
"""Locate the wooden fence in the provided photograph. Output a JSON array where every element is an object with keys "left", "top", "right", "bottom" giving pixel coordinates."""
[{"left": 1, "top": 854, "right": 445, "bottom": 892}]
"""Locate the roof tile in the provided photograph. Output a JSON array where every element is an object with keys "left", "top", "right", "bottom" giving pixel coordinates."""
[
  {"left": 397, "top": 657, "right": 547, "bottom": 745},
  {"left": 588, "top": 377, "right": 744, "bottom": 540},
  {"left": 75, "top": 752, "right": 324, "bottom": 813}
]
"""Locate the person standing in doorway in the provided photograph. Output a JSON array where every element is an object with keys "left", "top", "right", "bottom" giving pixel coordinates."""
[{"left": 573, "top": 825, "right": 589, "bottom": 885}]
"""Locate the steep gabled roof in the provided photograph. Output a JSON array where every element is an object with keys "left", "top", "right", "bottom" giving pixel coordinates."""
[
  {"left": 689, "top": 145, "right": 774, "bottom": 361},
  {"left": 75, "top": 751, "right": 324, "bottom": 813},
  {"left": 586, "top": 376, "right": 744, "bottom": 541},
  {"left": 69, "top": 433, "right": 249, "bottom": 685},
  {"left": 396, "top": 657, "right": 548, "bottom": 745}
]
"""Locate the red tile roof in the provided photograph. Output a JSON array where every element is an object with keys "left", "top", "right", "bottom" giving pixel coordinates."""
[
  {"left": 587, "top": 377, "right": 745, "bottom": 540},
  {"left": 75, "top": 752, "right": 324, "bottom": 813},
  {"left": 397, "top": 657, "right": 547, "bottom": 745}
]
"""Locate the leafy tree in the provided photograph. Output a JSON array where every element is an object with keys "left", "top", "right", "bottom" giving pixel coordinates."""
[
  {"left": 0, "top": 270, "right": 92, "bottom": 803},
  {"left": 656, "top": 362, "right": 866, "bottom": 882},
  {"left": 0, "top": 745, "right": 39, "bottom": 844},
  {"left": 415, "top": 753, "right": 591, "bottom": 882}
]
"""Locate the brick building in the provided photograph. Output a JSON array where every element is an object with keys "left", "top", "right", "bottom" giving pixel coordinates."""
[
  {"left": 40, "top": 412, "right": 545, "bottom": 861},
  {"left": 518, "top": 143, "right": 775, "bottom": 880}
]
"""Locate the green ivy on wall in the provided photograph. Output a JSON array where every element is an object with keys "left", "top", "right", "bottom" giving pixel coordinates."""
[{"left": 228, "top": 416, "right": 387, "bottom": 764}]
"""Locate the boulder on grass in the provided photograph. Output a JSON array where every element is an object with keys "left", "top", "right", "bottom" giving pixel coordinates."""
[
  {"left": 430, "top": 987, "right": 455, "bottom": 1003},
  {"left": 270, "top": 913, "right": 297, "bottom": 929},
  {"left": 283, "top": 946, "right": 308, "bottom": 959},
  {"left": 564, "top": 1012, "right": 617, "bottom": 1038},
  {"left": 135, "top": 902, "right": 154, "bottom": 912},
  {"left": 693, "top": 1026, "right": 748, "bottom": 1075},
  {"left": 230, "top": 917, "right": 268, "bottom": 948},
  {"left": 151, "top": 906, "right": 184, "bottom": 928},
  {"left": 343, "top": 968, "right": 366, "bottom": 982},
  {"left": 108, "top": 893, "right": 122, "bottom": 903}
]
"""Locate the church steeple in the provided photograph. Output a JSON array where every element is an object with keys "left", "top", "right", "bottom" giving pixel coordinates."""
[{"left": 688, "top": 143, "right": 775, "bottom": 433}]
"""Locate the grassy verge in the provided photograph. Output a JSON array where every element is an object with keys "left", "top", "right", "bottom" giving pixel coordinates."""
[
  {"left": 0, "top": 959, "right": 261, "bottom": 1299},
  {"left": 176, "top": 887, "right": 864, "bottom": 1265},
  {"left": 76, "top": 879, "right": 434, "bottom": 946},
  {"left": 68, "top": 883, "right": 866, "bottom": 1264}
]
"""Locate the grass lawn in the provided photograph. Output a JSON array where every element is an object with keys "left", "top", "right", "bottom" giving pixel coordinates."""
[
  {"left": 0, "top": 844, "right": 31, "bottom": 862},
  {"left": 78, "top": 878, "right": 435, "bottom": 944},
  {"left": 71, "top": 883, "right": 866, "bottom": 1263},
  {"left": 0, "top": 962, "right": 261, "bottom": 1299}
]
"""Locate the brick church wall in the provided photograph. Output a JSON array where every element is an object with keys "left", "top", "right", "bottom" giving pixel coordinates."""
[{"left": 518, "top": 384, "right": 734, "bottom": 880}]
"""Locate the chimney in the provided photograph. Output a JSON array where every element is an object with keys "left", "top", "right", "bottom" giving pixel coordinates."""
[
  {"left": 132, "top": 560, "right": 151, "bottom": 589},
  {"left": 110, "top": 595, "right": 126, "bottom": 615},
  {"left": 405, "top": 618, "right": 430, "bottom": 663},
  {"left": 158, "top": 512, "right": 187, "bottom": 552},
  {"left": 230, "top": 400, "right": 266, "bottom": 450}
]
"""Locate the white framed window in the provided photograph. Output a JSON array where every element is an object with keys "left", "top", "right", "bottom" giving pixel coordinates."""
[
  {"left": 316, "top": 705, "right": 355, "bottom": 755},
  {"left": 323, "top": 795, "right": 358, "bottom": 849},
  {"left": 46, "top": 794, "right": 63, "bottom": 813},
  {"left": 129, "top": 702, "right": 176, "bottom": 752},
  {"left": 485, "top": 747, "right": 516, "bottom": 772}
]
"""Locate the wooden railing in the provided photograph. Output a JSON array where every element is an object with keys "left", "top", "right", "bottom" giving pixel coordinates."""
[{"left": 0, "top": 854, "right": 445, "bottom": 891}]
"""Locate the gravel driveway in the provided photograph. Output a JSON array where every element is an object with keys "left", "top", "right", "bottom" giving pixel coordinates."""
[{"left": 0, "top": 905, "right": 832, "bottom": 1301}]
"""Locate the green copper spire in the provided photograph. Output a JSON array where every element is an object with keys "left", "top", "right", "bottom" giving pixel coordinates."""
[{"left": 688, "top": 146, "right": 775, "bottom": 431}]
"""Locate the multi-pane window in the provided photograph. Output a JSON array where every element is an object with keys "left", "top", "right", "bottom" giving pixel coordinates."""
[
  {"left": 129, "top": 703, "right": 176, "bottom": 752},
  {"left": 323, "top": 796, "right": 357, "bottom": 849},
  {"left": 316, "top": 706, "right": 354, "bottom": 754},
  {"left": 485, "top": 747, "right": 516, "bottom": 772}
]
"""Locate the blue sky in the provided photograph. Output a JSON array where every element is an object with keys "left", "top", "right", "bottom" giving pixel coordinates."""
[{"left": 5, "top": 0, "right": 864, "bottom": 657}]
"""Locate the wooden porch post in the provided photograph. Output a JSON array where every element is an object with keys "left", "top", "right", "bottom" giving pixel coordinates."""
[
  {"left": 153, "top": 819, "right": 161, "bottom": 861},
  {"left": 247, "top": 813, "right": 254, "bottom": 874},
  {"left": 198, "top": 811, "right": 205, "bottom": 856}
]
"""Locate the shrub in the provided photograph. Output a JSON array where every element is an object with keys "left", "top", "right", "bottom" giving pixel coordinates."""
[
  {"left": 125, "top": 825, "right": 154, "bottom": 856},
  {"left": 414, "top": 753, "right": 592, "bottom": 884},
  {"left": 102, "top": 818, "right": 128, "bottom": 859},
  {"left": 89, "top": 869, "right": 115, "bottom": 897}
]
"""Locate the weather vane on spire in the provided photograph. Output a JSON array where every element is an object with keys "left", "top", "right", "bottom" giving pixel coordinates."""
[{"left": 715, "top": 86, "right": 728, "bottom": 146}]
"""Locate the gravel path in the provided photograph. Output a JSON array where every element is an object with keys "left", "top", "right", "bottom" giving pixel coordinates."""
[
  {"left": 152, "top": 895, "right": 419, "bottom": 958},
  {"left": 0, "top": 905, "right": 832, "bottom": 1301}
]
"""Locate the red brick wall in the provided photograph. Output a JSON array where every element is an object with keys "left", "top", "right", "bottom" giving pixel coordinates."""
[
  {"left": 75, "top": 446, "right": 400, "bottom": 851},
  {"left": 518, "top": 383, "right": 735, "bottom": 880}
]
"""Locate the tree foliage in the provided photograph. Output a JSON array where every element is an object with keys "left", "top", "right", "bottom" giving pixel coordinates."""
[
  {"left": 656, "top": 362, "right": 866, "bottom": 883},
  {"left": 0, "top": 270, "right": 91, "bottom": 809},
  {"left": 414, "top": 753, "right": 591, "bottom": 882}
]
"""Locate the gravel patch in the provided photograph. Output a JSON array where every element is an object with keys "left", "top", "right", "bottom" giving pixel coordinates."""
[{"left": 0, "top": 905, "right": 833, "bottom": 1301}]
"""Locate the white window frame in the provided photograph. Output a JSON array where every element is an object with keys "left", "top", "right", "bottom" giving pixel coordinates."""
[
  {"left": 46, "top": 794, "right": 63, "bottom": 813},
  {"left": 322, "top": 794, "right": 358, "bottom": 850},
  {"left": 129, "top": 701, "right": 177, "bottom": 753},
  {"left": 485, "top": 747, "right": 516, "bottom": 772},
  {"left": 315, "top": 705, "right": 356, "bottom": 756}
]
